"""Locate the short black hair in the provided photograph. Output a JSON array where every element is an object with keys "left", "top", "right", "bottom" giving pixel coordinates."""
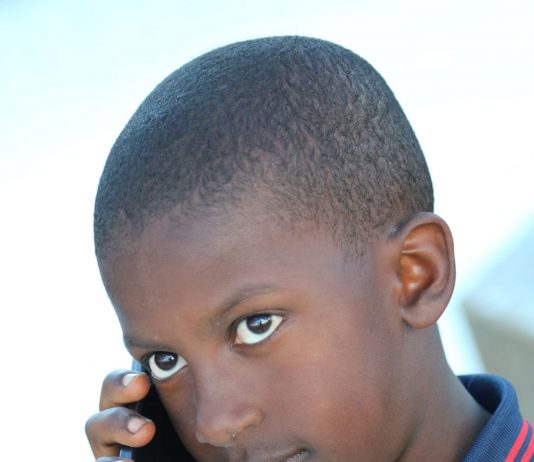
[{"left": 94, "top": 36, "right": 433, "bottom": 259}]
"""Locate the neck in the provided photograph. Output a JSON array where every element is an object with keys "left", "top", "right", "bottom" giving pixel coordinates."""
[{"left": 400, "top": 351, "right": 490, "bottom": 461}]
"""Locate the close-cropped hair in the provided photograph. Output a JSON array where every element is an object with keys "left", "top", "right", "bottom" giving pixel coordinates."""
[{"left": 94, "top": 36, "right": 433, "bottom": 259}]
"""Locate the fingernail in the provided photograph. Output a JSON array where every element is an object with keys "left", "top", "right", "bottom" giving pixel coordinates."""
[
  {"left": 127, "top": 416, "right": 150, "bottom": 434},
  {"left": 122, "top": 372, "right": 141, "bottom": 387}
]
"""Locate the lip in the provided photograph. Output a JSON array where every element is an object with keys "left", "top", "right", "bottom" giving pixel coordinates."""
[
  {"left": 278, "top": 449, "right": 309, "bottom": 462},
  {"left": 228, "top": 447, "right": 309, "bottom": 462}
]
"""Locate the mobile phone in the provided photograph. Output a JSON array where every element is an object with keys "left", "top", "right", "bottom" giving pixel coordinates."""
[{"left": 119, "top": 360, "right": 195, "bottom": 461}]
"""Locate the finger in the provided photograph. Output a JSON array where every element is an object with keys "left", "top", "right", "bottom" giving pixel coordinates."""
[
  {"left": 86, "top": 406, "right": 156, "bottom": 458},
  {"left": 100, "top": 369, "right": 151, "bottom": 411}
]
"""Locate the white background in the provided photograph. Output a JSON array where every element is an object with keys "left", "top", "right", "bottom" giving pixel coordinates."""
[{"left": 0, "top": 1, "right": 533, "bottom": 458}]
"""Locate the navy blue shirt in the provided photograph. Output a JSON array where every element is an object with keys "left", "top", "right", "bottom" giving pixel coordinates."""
[{"left": 461, "top": 375, "right": 533, "bottom": 461}]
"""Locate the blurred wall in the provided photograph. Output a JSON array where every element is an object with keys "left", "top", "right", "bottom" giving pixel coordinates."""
[{"left": 464, "top": 218, "right": 534, "bottom": 420}]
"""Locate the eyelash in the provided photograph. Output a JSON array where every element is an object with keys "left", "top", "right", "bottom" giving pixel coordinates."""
[{"left": 144, "top": 312, "right": 285, "bottom": 381}]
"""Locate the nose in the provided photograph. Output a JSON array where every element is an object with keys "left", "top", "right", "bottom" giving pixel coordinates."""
[{"left": 193, "top": 369, "right": 265, "bottom": 447}]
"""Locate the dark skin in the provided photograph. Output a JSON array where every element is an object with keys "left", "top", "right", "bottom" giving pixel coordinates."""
[{"left": 86, "top": 209, "right": 490, "bottom": 461}]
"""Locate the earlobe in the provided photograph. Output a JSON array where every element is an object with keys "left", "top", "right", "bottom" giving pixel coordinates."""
[{"left": 395, "top": 213, "right": 455, "bottom": 329}]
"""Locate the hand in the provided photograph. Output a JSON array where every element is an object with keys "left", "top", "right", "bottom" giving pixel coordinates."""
[{"left": 85, "top": 369, "right": 156, "bottom": 461}]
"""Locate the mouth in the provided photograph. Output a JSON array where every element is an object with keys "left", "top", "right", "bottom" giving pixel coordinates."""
[
  {"left": 279, "top": 449, "right": 309, "bottom": 462},
  {"left": 230, "top": 447, "right": 309, "bottom": 462}
]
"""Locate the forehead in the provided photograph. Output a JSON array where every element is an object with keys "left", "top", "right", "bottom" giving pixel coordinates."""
[{"left": 100, "top": 210, "right": 378, "bottom": 339}]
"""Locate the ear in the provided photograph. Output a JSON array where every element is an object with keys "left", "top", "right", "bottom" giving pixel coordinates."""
[{"left": 394, "top": 212, "right": 455, "bottom": 329}]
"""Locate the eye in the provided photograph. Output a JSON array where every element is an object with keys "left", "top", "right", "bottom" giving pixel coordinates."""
[
  {"left": 235, "top": 313, "right": 283, "bottom": 345},
  {"left": 147, "top": 352, "right": 188, "bottom": 380}
]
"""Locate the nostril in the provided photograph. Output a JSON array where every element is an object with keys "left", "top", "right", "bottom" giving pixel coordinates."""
[
  {"left": 194, "top": 405, "right": 265, "bottom": 448},
  {"left": 195, "top": 424, "right": 235, "bottom": 448}
]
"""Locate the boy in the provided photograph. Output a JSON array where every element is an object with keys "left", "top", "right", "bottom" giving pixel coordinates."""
[{"left": 86, "top": 37, "right": 533, "bottom": 461}]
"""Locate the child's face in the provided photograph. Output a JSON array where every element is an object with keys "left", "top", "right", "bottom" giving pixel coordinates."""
[{"left": 102, "top": 210, "right": 415, "bottom": 461}]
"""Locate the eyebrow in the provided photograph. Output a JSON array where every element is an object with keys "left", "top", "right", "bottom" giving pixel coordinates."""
[
  {"left": 213, "top": 283, "right": 283, "bottom": 319},
  {"left": 123, "top": 335, "right": 172, "bottom": 351},
  {"left": 123, "top": 283, "right": 283, "bottom": 350}
]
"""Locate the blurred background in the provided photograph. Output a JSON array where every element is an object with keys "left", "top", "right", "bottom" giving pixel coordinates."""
[{"left": 0, "top": 0, "right": 532, "bottom": 458}]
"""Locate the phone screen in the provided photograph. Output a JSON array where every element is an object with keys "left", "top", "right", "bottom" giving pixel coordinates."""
[{"left": 119, "top": 361, "right": 195, "bottom": 461}]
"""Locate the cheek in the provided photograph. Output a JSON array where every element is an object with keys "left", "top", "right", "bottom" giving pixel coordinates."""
[
  {"left": 156, "top": 378, "right": 194, "bottom": 436},
  {"left": 267, "top": 306, "right": 403, "bottom": 455}
]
